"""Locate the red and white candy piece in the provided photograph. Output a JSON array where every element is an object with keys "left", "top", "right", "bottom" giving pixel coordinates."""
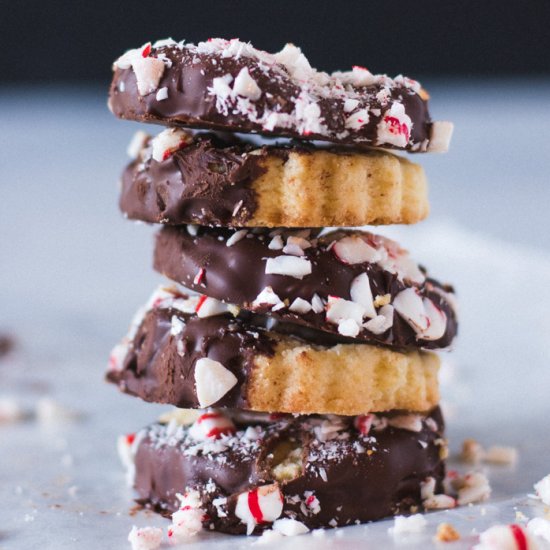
[
  {"left": 454, "top": 471, "right": 491, "bottom": 505},
  {"left": 151, "top": 128, "right": 192, "bottom": 162},
  {"left": 387, "top": 413, "right": 423, "bottom": 432},
  {"left": 194, "top": 358, "right": 238, "bottom": 408},
  {"left": 252, "top": 286, "right": 284, "bottom": 310},
  {"left": 420, "top": 477, "right": 456, "bottom": 510},
  {"left": 345, "top": 109, "right": 370, "bottom": 130},
  {"left": 168, "top": 490, "right": 205, "bottom": 542},
  {"left": 354, "top": 414, "right": 374, "bottom": 436},
  {"left": 304, "top": 491, "right": 321, "bottom": 515},
  {"left": 474, "top": 524, "right": 536, "bottom": 550},
  {"left": 117, "top": 431, "right": 144, "bottom": 486},
  {"left": 393, "top": 288, "right": 447, "bottom": 341},
  {"left": 195, "top": 295, "right": 230, "bottom": 318},
  {"left": 333, "top": 235, "right": 381, "bottom": 265},
  {"left": 128, "top": 526, "right": 163, "bottom": 550},
  {"left": 188, "top": 410, "right": 236, "bottom": 441},
  {"left": 235, "top": 484, "right": 284, "bottom": 535},
  {"left": 376, "top": 102, "right": 412, "bottom": 148},
  {"left": 114, "top": 42, "right": 167, "bottom": 96}
]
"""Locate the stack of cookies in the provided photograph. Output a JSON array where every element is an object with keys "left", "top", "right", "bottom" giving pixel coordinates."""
[{"left": 106, "top": 38, "right": 457, "bottom": 537}]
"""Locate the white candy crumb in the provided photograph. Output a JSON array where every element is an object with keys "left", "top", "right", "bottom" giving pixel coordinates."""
[
  {"left": 168, "top": 507, "right": 203, "bottom": 542},
  {"left": 155, "top": 87, "right": 169, "bottom": 101},
  {"left": 127, "top": 526, "right": 162, "bottom": 550},
  {"left": 226, "top": 229, "right": 248, "bottom": 247},
  {"left": 265, "top": 256, "right": 312, "bottom": 279},
  {"left": 389, "top": 514, "right": 427, "bottom": 536},
  {"left": 272, "top": 518, "right": 309, "bottom": 536},
  {"left": 454, "top": 472, "right": 491, "bottom": 506},
  {"left": 528, "top": 517, "right": 550, "bottom": 543},
  {"left": 534, "top": 474, "right": 550, "bottom": 505}
]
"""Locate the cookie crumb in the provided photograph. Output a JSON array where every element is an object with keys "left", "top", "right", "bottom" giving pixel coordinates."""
[
  {"left": 460, "top": 438, "right": 484, "bottom": 464},
  {"left": 434, "top": 522, "right": 460, "bottom": 542}
]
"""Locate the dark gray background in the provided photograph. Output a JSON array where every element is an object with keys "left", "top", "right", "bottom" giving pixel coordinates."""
[{"left": 1, "top": 0, "right": 549, "bottom": 83}]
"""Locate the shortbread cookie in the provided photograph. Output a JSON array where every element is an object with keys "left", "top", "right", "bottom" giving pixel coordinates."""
[
  {"left": 109, "top": 38, "right": 453, "bottom": 152},
  {"left": 124, "top": 407, "right": 447, "bottom": 534},
  {"left": 106, "top": 287, "right": 440, "bottom": 415},
  {"left": 154, "top": 226, "right": 458, "bottom": 350},
  {"left": 120, "top": 129, "right": 429, "bottom": 227}
]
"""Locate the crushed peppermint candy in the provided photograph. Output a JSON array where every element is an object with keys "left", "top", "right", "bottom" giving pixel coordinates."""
[
  {"left": 150, "top": 127, "right": 192, "bottom": 162},
  {"left": 421, "top": 476, "right": 456, "bottom": 510},
  {"left": 533, "top": 474, "right": 550, "bottom": 505},
  {"left": 194, "top": 358, "right": 238, "bottom": 408},
  {"left": 167, "top": 490, "right": 204, "bottom": 542},
  {"left": 265, "top": 255, "right": 312, "bottom": 279},
  {"left": 389, "top": 514, "right": 427, "bottom": 536},
  {"left": 451, "top": 471, "right": 492, "bottom": 506},
  {"left": 473, "top": 524, "right": 536, "bottom": 550},
  {"left": 235, "top": 484, "right": 284, "bottom": 535},
  {"left": 127, "top": 526, "right": 163, "bottom": 550},
  {"left": 272, "top": 518, "right": 309, "bottom": 536},
  {"left": 188, "top": 410, "right": 236, "bottom": 441}
]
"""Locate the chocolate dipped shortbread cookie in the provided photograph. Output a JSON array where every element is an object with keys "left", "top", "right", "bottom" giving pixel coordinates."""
[
  {"left": 107, "top": 287, "right": 440, "bottom": 415},
  {"left": 109, "top": 39, "right": 453, "bottom": 152},
  {"left": 121, "top": 128, "right": 429, "bottom": 227},
  {"left": 154, "top": 226, "right": 458, "bottom": 350},
  {"left": 120, "top": 407, "right": 448, "bottom": 535}
]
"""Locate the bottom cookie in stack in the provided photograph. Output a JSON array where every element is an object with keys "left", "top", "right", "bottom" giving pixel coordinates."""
[{"left": 119, "top": 407, "right": 448, "bottom": 535}]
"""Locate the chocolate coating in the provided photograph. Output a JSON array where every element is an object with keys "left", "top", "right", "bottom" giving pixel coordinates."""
[
  {"left": 106, "top": 306, "right": 275, "bottom": 409},
  {"left": 121, "top": 133, "right": 265, "bottom": 226},
  {"left": 153, "top": 226, "right": 458, "bottom": 350},
  {"left": 134, "top": 408, "right": 446, "bottom": 534},
  {"left": 109, "top": 41, "right": 433, "bottom": 150}
]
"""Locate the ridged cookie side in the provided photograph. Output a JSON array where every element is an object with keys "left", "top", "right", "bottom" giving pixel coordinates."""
[
  {"left": 249, "top": 340, "right": 440, "bottom": 415},
  {"left": 251, "top": 150, "right": 429, "bottom": 227}
]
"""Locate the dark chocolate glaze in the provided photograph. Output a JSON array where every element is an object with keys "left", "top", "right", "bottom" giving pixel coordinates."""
[
  {"left": 134, "top": 407, "right": 446, "bottom": 534},
  {"left": 109, "top": 43, "right": 433, "bottom": 150},
  {"left": 153, "top": 226, "right": 458, "bottom": 350},
  {"left": 121, "top": 134, "right": 267, "bottom": 226},
  {"left": 106, "top": 307, "right": 275, "bottom": 409}
]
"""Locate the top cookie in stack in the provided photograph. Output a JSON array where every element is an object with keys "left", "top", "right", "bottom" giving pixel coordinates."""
[{"left": 107, "top": 38, "right": 457, "bottom": 537}]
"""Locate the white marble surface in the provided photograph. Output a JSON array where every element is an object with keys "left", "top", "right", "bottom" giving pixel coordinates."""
[{"left": 1, "top": 81, "right": 550, "bottom": 549}]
